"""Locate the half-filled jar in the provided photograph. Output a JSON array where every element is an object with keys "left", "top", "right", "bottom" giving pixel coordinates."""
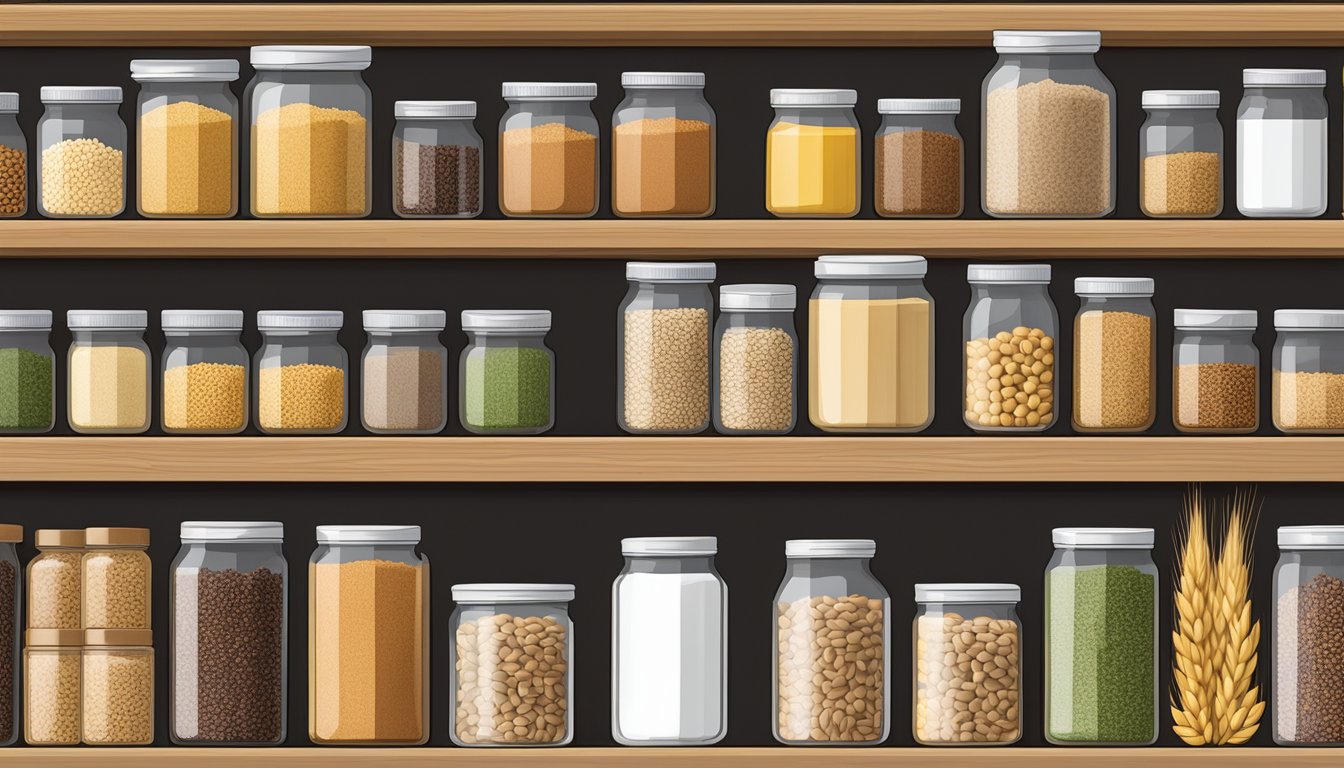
[
  {"left": 0, "top": 310, "right": 55, "bottom": 434},
  {"left": 875, "top": 98, "right": 963, "bottom": 217},
  {"left": 255, "top": 310, "right": 347, "bottom": 434},
  {"left": 619, "top": 262, "right": 715, "bottom": 434},
  {"left": 1273, "top": 526, "right": 1344, "bottom": 745},
  {"left": 82, "top": 629, "right": 154, "bottom": 745},
  {"left": 766, "top": 89, "right": 859, "bottom": 217},
  {"left": 162, "top": 310, "right": 248, "bottom": 434},
  {"left": 714, "top": 284, "right": 797, "bottom": 435},
  {"left": 393, "top": 100, "right": 483, "bottom": 218},
  {"left": 1072, "top": 278, "right": 1156, "bottom": 432},
  {"left": 82, "top": 527, "right": 151, "bottom": 630},
  {"left": 499, "top": 82, "right": 599, "bottom": 217},
  {"left": 67, "top": 310, "right": 151, "bottom": 434},
  {"left": 963, "top": 265, "right": 1058, "bottom": 432},
  {"left": 27, "top": 529, "right": 83, "bottom": 630},
  {"left": 1173, "top": 309, "right": 1259, "bottom": 433},
  {"left": 1139, "top": 90, "right": 1222, "bottom": 218},
  {"left": 1273, "top": 310, "right": 1344, "bottom": 433},
  {"left": 23, "top": 628, "right": 82, "bottom": 745},
  {"left": 37, "top": 86, "right": 126, "bottom": 218},
  {"left": 1237, "top": 68, "right": 1327, "bottom": 218},
  {"left": 0, "top": 524, "right": 18, "bottom": 747},
  {"left": 613, "top": 72, "right": 715, "bottom": 218},
  {"left": 0, "top": 92, "right": 28, "bottom": 217},
  {"left": 362, "top": 310, "right": 448, "bottom": 434},
  {"left": 460, "top": 310, "right": 554, "bottom": 435}
]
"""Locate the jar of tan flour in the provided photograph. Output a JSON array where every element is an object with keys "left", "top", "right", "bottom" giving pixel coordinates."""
[{"left": 613, "top": 72, "right": 715, "bottom": 218}]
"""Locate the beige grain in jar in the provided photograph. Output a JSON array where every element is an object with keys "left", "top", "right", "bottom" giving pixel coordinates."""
[
  {"left": 1072, "top": 278, "right": 1156, "bottom": 432},
  {"left": 82, "top": 528, "right": 151, "bottom": 630},
  {"left": 27, "top": 529, "right": 84, "bottom": 629},
  {"left": 24, "top": 629, "right": 83, "bottom": 745},
  {"left": 82, "top": 629, "right": 154, "bottom": 745}
]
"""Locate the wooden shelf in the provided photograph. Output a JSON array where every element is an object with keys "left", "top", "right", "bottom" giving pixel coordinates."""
[{"left": 1, "top": 3, "right": 1342, "bottom": 47}]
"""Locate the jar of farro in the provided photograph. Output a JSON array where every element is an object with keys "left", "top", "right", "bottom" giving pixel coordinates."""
[
  {"left": 255, "top": 311, "right": 348, "bottom": 435},
  {"left": 1072, "top": 278, "right": 1156, "bottom": 432},
  {"left": 1139, "top": 90, "right": 1223, "bottom": 218},
  {"left": 1272, "top": 310, "right": 1344, "bottom": 433},
  {"left": 1172, "top": 309, "right": 1259, "bottom": 433},
  {"left": 714, "top": 284, "right": 797, "bottom": 435}
]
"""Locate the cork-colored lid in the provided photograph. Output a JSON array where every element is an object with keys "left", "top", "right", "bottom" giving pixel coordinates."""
[
  {"left": 84, "top": 629, "right": 152, "bottom": 647},
  {"left": 0, "top": 523, "right": 22, "bottom": 543},
  {"left": 26, "top": 629, "right": 84, "bottom": 647},
  {"left": 35, "top": 529, "right": 84, "bottom": 548},
  {"left": 84, "top": 527, "right": 149, "bottom": 547}
]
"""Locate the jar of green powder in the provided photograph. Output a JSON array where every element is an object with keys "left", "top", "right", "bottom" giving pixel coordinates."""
[
  {"left": 459, "top": 310, "right": 554, "bottom": 434},
  {"left": 0, "top": 311, "right": 54, "bottom": 433},
  {"left": 1045, "top": 527, "right": 1158, "bottom": 745}
]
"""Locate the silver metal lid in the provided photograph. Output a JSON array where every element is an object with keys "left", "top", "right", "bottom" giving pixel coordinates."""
[
  {"left": 461, "top": 309, "right": 552, "bottom": 331},
  {"left": 770, "top": 88, "right": 857, "bottom": 108},
  {"left": 257, "top": 310, "right": 343, "bottom": 330},
  {"left": 622, "top": 536, "right": 717, "bottom": 556},
  {"left": 502, "top": 82, "right": 597, "bottom": 100},
  {"left": 130, "top": 59, "right": 240, "bottom": 83},
  {"left": 878, "top": 98, "right": 960, "bottom": 115},
  {"left": 1279, "top": 525, "right": 1344, "bottom": 549},
  {"left": 452, "top": 583, "right": 575, "bottom": 603},
  {"left": 0, "top": 310, "right": 52, "bottom": 330},
  {"left": 967, "top": 264, "right": 1051, "bottom": 284},
  {"left": 181, "top": 521, "right": 283, "bottom": 542},
  {"left": 993, "top": 30, "right": 1101, "bottom": 54},
  {"left": 1173, "top": 308, "right": 1258, "bottom": 330},
  {"left": 622, "top": 72, "right": 705, "bottom": 89},
  {"left": 316, "top": 524, "right": 420, "bottom": 544},
  {"left": 1142, "top": 89, "right": 1220, "bottom": 108},
  {"left": 720, "top": 284, "right": 796, "bottom": 311},
  {"left": 785, "top": 539, "right": 876, "bottom": 558},
  {"left": 363, "top": 310, "right": 447, "bottom": 331},
  {"left": 67, "top": 309, "right": 146, "bottom": 330},
  {"left": 915, "top": 583, "right": 1021, "bottom": 604},
  {"left": 0, "top": 93, "right": 17, "bottom": 114},
  {"left": 1274, "top": 309, "right": 1344, "bottom": 330},
  {"left": 250, "top": 45, "right": 371, "bottom": 71},
  {"left": 1243, "top": 68, "right": 1326, "bottom": 86},
  {"left": 1053, "top": 527, "right": 1155, "bottom": 549},
  {"left": 816, "top": 254, "right": 927, "bottom": 278},
  {"left": 394, "top": 100, "right": 476, "bottom": 119},
  {"left": 626, "top": 261, "right": 716, "bottom": 283},
  {"left": 1074, "top": 277, "right": 1155, "bottom": 297},
  {"left": 41, "top": 86, "right": 122, "bottom": 104},
  {"left": 161, "top": 309, "right": 244, "bottom": 331}
]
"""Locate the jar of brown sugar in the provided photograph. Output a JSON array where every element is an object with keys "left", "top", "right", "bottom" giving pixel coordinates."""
[
  {"left": 499, "top": 82, "right": 599, "bottom": 217},
  {"left": 1172, "top": 309, "right": 1259, "bottom": 433},
  {"left": 613, "top": 72, "right": 715, "bottom": 218},
  {"left": 82, "top": 527, "right": 151, "bottom": 630},
  {"left": 875, "top": 98, "right": 963, "bottom": 217},
  {"left": 0, "top": 93, "right": 27, "bottom": 218}
]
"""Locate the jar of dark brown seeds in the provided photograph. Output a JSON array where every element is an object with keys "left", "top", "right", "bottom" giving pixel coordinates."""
[
  {"left": 1273, "top": 526, "right": 1344, "bottom": 746},
  {"left": 0, "top": 524, "right": 20, "bottom": 746},
  {"left": 393, "top": 101, "right": 483, "bottom": 218}
]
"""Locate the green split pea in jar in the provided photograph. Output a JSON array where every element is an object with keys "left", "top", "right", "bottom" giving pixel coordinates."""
[
  {"left": 459, "top": 310, "right": 554, "bottom": 434},
  {"left": 0, "top": 311, "right": 55, "bottom": 433}
]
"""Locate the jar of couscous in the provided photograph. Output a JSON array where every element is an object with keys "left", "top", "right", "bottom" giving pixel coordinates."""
[
  {"left": 766, "top": 89, "right": 859, "bottom": 217},
  {"left": 0, "top": 310, "right": 55, "bottom": 434},
  {"left": 255, "top": 310, "right": 348, "bottom": 434},
  {"left": 67, "top": 310, "right": 151, "bottom": 434},
  {"left": 1273, "top": 310, "right": 1344, "bottom": 433},
  {"left": 162, "top": 310, "right": 249, "bottom": 434},
  {"left": 37, "top": 86, "right": 126, "bottom": 218},
  {"left": 499, "top": 82, "right": 599, "bottom": 218},
  {"left": 0, "top": 93, "right": 28, "bottom": 217}
]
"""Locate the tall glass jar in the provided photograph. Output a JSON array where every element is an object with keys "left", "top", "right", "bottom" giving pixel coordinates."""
[
  {"left": 171, "top": 521, "right": 287, "bottom": 745},
  {"left": 460, "top": 310, "right": 554, "bottom": 435},
  {"left": 1273, "top": 309, "right": 1344, "bottom": 433},
  {"left": 1237, "top": 68, "right": 1327, "bottom": 218},
  {"left": 309, "top": 525, "right": 428, "bottom": 745},
  {"left": 499, "top": 82, "right": 599, "bottom": 218},
  {"left": 714, "top": 284, "right": 797, "bottom": 435},
  {"left": 774, "top": 539, "right": 890, "bottom": 746},
  {"left": 613, "top": 72, "right": 715, "bottom": 218},
  {"left": 362, "top": 310, "right": 448, "bottom": 435},
  {"left": 766, "top": 88, "right": 859, "bottom": 218},
  {"left": 28, "top": 529, "right": 82, "bottom": 630},
  {"left": 82, "top": 527, "right": 151, "bottom": 631},
  {"left": 247, "top": 45, "right": 372, "bottom": 218},
  {"left": 0, "top": 524, "right": 18, "bottom": 747},
  {"left": 982, "top": 31, "right": 1115, "bottom": 218},
  {"left": 67, "top": 310, "right": 151, "bottom": 434},
  {"left": 963, "top": 265, "right": 1058, "bottom": 432},
  {"left": 613, "top": 537, "right": 727, "bottom": 745},
  {"left": 1139, "top": 90, "right": 1223, "bottom": 218},
  {"left": 913, "top": 584, "right": 1022, "bottom": 746},
  {"left": 810, "top": 255, "right": 933, "bottom": 433},
  {"left": 37, "top": 86, "right": 126, "bottom": 218},
  {"left": 450, "top": 583, "right": 575, "bottom": 747},
  {"left": 255, "top": 310, "right": 347, "bottom": 435},
  {"left": 23, "top": 628, "right": 82, "bottom": 746},
  {"left": 162, "top": 310, "right": 248, "bottom": 435},
  {"left": 619, "top": 262, "right": 716, "bottom": 434},
  {"left": 131, "top": 59, "right": 239, "bottom": 218},
  {"left": 393, "top": 100, "right": 483, "bottom": 218},
  {"left": 82, "top": 629, "right": 154, "bottom": 745},
  {"left": 875, "top": 99, "right": 963, "bottom": 217},
  {"left": 0, "top": 310, "right": 55, "bottom": 434},
  {"left": 0, "top": 93, "right": 27, "bottom": 217},
  {"left": 1173, "top": 309, "right": 1259, "bottom": 433},
  {"left": 1072, "top": 278, "right": 1157, "bottom": 432},
  {"left": 1273, "top": 526, "right": 1344, "bottom": 745}
]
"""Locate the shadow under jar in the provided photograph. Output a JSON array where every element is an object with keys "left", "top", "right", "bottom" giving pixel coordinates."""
[
  {"left": 161, "top": 310, "right": 249, "bottom": 435},
  {"left": 1273, "top": 525, "right": 1344, "bottom": 746},
  {"left": 498, "top": 82, "right": 599, "bottom": 218},
  {"left": 963, "top": 264, "right": 1058, "bottom": 433},
  {"left": 362, "top": 310, "right": 448, "bottom": 435},
  {"left": 255, "top": 310, "right": 348, "bottom": 435},
  {"left": 0, "top": 311, "right": 55, "bottom": 434},
  {"left": 1172, "top": 309, "right": 1259, "bottom": 434},
  {"left": 392, "top": 100, "right": 483, "bottom": 219},
  {"left": 612, "top": 71, "right": 716, "bottom": 218},
  {"left": 1272, "top": 310, "right": 1344, "bottom": 434},
  {"left": 37, "top": 86, "right": 126, "bottom": 219}
]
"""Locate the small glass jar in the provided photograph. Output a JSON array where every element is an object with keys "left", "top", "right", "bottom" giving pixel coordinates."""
[
  {"left": 1045, "top": 528, "right": 1158, "bottom": 745},
  {"left": 131, "top": 59, "right": 240, "bottom": 218},
  {"left": 0, "top": 92, "right": 28, "bottom": 218},
  {"left": 82, "top": 527, "right": 151, "bottom": 631},
  {"left": 309, "top": 525, "right": 428, "bottom": 745},
  {"left": 618, "top": 262, "right": 715, "bottom": 434},
  {"left": 171, "top": 521, "right": 287, "bottom": 745},
  {"left": 1237, "top": 68, "right": 1327, "bottom": 218},
  {"left": 0, "top": 524, "right": 18, "bottom": 747},
  {"left": 613, "top": 72, "right": 715, "bottom": 218},
  {"left": 247, "top": 45, "right": 372, "bottom": 218},
  {"left": 613, "top": 537, "right": 727, "bottom": 746},
  {"left": 1139, "top": 90, "right": 1223, "bottom": 218},
  {"left": 362, "top": 310, "right": 448, "bottom": 435},
  {"left": 1273, "top": 526, "right": 1344, "bottom": 745},
  {"left": 450, "top": 583, "right": 575, "bottom": 747},
  {"left": 255, "top": 310, "right": 347, "bottom": 435},
  {"left": 67, "top": 310, "right": 151, "bottom": 434},
  {"left": 766, "top": 88, "right": 859, "bottom": 218},
  {"left": 1173, "top": 309, "right": 1260, "bottom": 433},
  {"left": 982, "top": 31, "right": 1116, "bottom": 218},
  {"left": 714, "top": 284, "right": 797, "bottom": 435},
  {"left": 162, "top": 310, "right": 248, "bottom": 435},
  {"left": 499, "top": 82, "right": 599, "bottom": 218},
  {"left": 0, "top": 310, "right": 55, "bottom": 434},
  {"left": 810, "top": 255, "right": 934, "bottom": 433},
  {"left": 393, "top": 100, "right": 483, "bottom": 218},
  {"left": 37, "top": 86, "right": 126, "bottom": 218},
  {"left": 460, "top": 310, "right": 554, "bottom": 435},
  {"left": 875, "top": 98, "right": 963, "bottom": 217},
  {"left": 23, "top": 628, "right": 82, "bottom": 746},
  {"left": 963, "top": 265, "right": 1058, "bottom": 432},
  {"left": 913, "top": 584, "right": 1022, "bottom": 746},
  {"left": 774, "top": 539, "right": 890, "bottom": 746},
  {"left": 27, "top": 529, "right": 83, "bottom": 630},
  {"left": 1072, "top": 278, "right": 1157, "bottom": 432},
  {"left": 82, "top": 629, "right": 154, "bottom": 745},
  {"left": 1274, "top": 310, "right": 1344, "bottom": 433}
]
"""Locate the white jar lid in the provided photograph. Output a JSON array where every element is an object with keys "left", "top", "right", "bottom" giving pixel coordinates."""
[
  {"left": 720, "top": 284, "right": 796, "bottom": 311},
  {"left": 622, "top": 536, "right": 717, "bottom": 556},
  {"left": 130, "top": 59, "right": 240, "bottom": 83},
  {"left": 786, "top": 539, "right": 876, "bottom": 558},
  {"left": 622, "top": 72, "right": 705, "bottom": 89},
  {"left": 452, "top": 583, "right": 575, "bottom": 603},
  {"left": 363, "top": 310, "right": 447, "bottom": 331},
  {"left": 1279, "top": 525, "right": 1344, "bottom": 549},
  {"left": 1142, "top": 89, "right": 1220, "bottom": 108},
  {"left": 501, "top": 82, "right": 597, "bottom": 100},
  {"left": 41, "top": 86, "right": 122, "bottom": 104},
  {"left": 1244, "top": 68, "right": 1326, "bottom": 86},
  {"left": 968, "top": 264, "right": 1051, "bottom": 284},
  {"left": 626, "top": 261, "right": 716, "bottom": 283},
  {"left": 257, "top": 310, "right": 343, "bottom": 330},
  {"left": 1074, "top": 277, "right": 1155, "bottom": 297},
  {"left": 0, "top": 93, "right": 17, "bottom": 114},
  {"left": 878, "top": 98, "right": 960, "bottom": 115},
  {"left": 316, "top": 524, "right": 420, "bottom": 544},
  {"left": 993, "top": 30, "right": 1101, "bottom": 54},
  {"left": 68, "top": 309, "right": 146, "bottom": 330},
  {"left": 395, "top": 100, "right": 476, "bottom": 119},
  {"left": 915, "top": 583, "right": 1021, "bottom": 604},
  {"left": 181, "top": 521, "right": 283, "bottom": 542},
  {"left": 770, "top": 88, "right": 857, "bottom": 108},
  {"left": 0, "top": 310, "right": 52, "bottom": 330},
  {"left": 162, "top": 309, "right": 244, "bottom": 331},
  {"left": 816, "top": 254, "right": 927, "bottom": 278},
  {"left": 1053, "top": 527, "right": 1155, "bottom": 549},
  {"left": 1173, "top": 308, "right": 1257, "bottom": 329},
  {"left": 461, "top": 310, "right": 551, "bottom": 331},
  {"left": 250, "top": 45, "right": 371, "bottom": 71},
  {"left": 1274, "top": 309, "right": 1344, "bottom": 330}
]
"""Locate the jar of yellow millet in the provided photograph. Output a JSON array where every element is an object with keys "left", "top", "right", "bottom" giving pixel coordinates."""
[{"left": 765, "top": 88, "right": 860, "bottom": 218}]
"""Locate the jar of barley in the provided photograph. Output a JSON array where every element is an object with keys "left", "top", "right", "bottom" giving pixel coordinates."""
[
  {"left": 714, "top": 284, "right": 797, "bottom": 434},
  {"left": 1072, "top": 278, "right": 1156, "bottom": 432},
  {"left": 255, "top": 310, "right": 348, "bottom": 434}
]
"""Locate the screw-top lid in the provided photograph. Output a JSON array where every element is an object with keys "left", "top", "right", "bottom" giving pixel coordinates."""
[
  {"left": 0, "top": 523, "right": 21, "bottom": 543},
  {"left": 67, "top": 310, "right": 147, "bottom": 330},
  {"left": 257, "top": 310, "right": 343, "bottom": 330},
  {"left": 785, "top": 539, "right": 876, "bottom": 558},
  {"left": 626, "top": 261, "right": 716, "bottom": 283},
  {"left": 316, "top": 524, "right": 420, "bottom": 544},
  {"left": 26, "top": 629, "right": 84, "bottom": 647},
  {"left": 452, "top": 583, "right": 576, "bottom": 603},
  {"left": 461, "top": 310, "right": 552, "bottom": 332},
  {"left": 622, "top": 72, "right": 705, "bottom": 89},
  {"left": 34, "top": 529, "right": 84, "bottom": 548},
  {"left": 720, "top": 284, "right": 796, "bottom": 311},
  {"left": 85, "top": 527, "right": 149, "bottom": 547},
  {"left": 1244, "top": 68, "right": 1326, "bottom": 86},
  {"left": 0, "top": 93, "right": 17, "bottom": 114},
  {"left": 968, "top": 264, "right": 1051, "bottom": 284},
  {"left": 770, "top": 88, "right": 858, "bottom": 108},
  {"left": 914, "top": 583, "right": 1021, "bottom": 604},
  {"left": 40, "top": 86, "right": 122, "bottom": 104},
  {"left": 993, "top": 30, "right": 1101, "bottom": 53},
  {"left": 501, "top": 82, "right": 597, "bottom": 100},
  {"left": 1142, "top": 89, "right": 1220, "bottom": 108},
  {"left": 181, "top": 521, "right": 283, "bottom": 543},
  {"left": 622, "top": 536, "right": 717, "bottom": 556},
  {"left": 161, "top": 309, "right": 243, "bottom": 331},
  {"left": 815, "top": 254, "right": 927, "bottom": 279},
  {"left": 84, "top": 629, "right": 152, "bottom": 647},
  {"left": 1074, "top": 277, "right": 1155, "bottom": 297},
  {"left": 1274, "top": 309, "right": 1344, "bottom": 330},
  {"left": 250, "top": 45, "right": 371, "bottom": 71},
  {"left": 1052, "top": 527, "right": 1155, "bottom": 549},
  {"left": 363, "top": 310, "right": 447, "bottom": 331},
  {"left": 0, "top": 310, "right": 52, "bottom": 330},
  {"left": 130, "top": 59, "right": 240, "bottom": 83},
  {"left": 1279, "top": 525, "right": 1344, "bottom": 549},
  {"left": 877, "top": 98, "right": 960, "bottom": 115},
  {"left": 1173, "top": 308, "right": 1258, "bottom": 330},
  {"left": 394, "top": 100, "right": 476, "bottom": 119}
]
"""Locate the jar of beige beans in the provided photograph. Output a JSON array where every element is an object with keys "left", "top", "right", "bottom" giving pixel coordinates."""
[
  {"left": 619, "top": 261, "right": 715, "bottom": 434},
  {"left": 1172, "top": 309, "right": 1259, "bottom": 433},
  {"left": 1273, "top": 310, "right": 1344, "bottom": 433},
  {"left": 963, "top": 264, "right": 1059, "bottom": 432},
  {"left": 1072, "top": 278, "right": 1156, "bottom": 432},
  {"left": 774, "top": 539, "right": 889, "bottom": 745},
  {"left": 714, "top": 284, "right": 797, "bottom": 434}
]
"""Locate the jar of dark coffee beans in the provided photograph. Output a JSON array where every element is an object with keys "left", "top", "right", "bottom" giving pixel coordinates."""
[{"left": 392, "top": 100, "right": 483, "bottom": 218}]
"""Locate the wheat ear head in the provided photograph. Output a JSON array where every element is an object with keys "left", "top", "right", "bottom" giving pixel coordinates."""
[
  {"left": 1171, "top": 487, "right": 1214, "bottom": 746},
  {"left": 1210, "top": 489, "right": 1263, "bottom": 745}
]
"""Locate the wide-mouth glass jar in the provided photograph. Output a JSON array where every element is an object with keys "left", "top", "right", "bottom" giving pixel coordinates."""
[
  {"left": 1237, "top": 68, "right": 1327, "bottom": 218},
  {"left": 393, "top": 100, "right": 483, "bottom": 218},
  {"left": 362, "top": 310, "right": 448, "bottom": 435},
  {"left": 1072, "top": 277, "right": 1156, "bottom": 432},
  {"left": 255, "top": 310, "right": 347, "bottom": 435},
  {"left": 499, "top": 82, "right": 599, "bottom": 218},
  {"left": 1139, "top": 90, "right": 1222, "bottom": 218},
  {"left": 766, "top": 88, "right": 859, "bottom": 218},
  {"left": 714, "top": 284, "right": 797, "bottom": 435},
  {"left": 613, "top": 72, "right": 715, "bottom": 218},
  {"left": 82, "top": 527, "right": 151, "bottom": 631},
  {"left": 1273, "top": 309, "right": 1344, "bottom": 433},
  {"left": 0, "top": 524, "right": 18, "bottom": 747},
  {"left": 0, "top": 310, "right": 55, "bottom": 434},
  {"left": 0, "top": 92, "right": 28, "bottom": 218},
  {"left": 1173, "top": 308, "right": 1259, "bottom": 433},
  {"left": 162, "top": 310, "right": 248, "bottom": 435},
  {"left": 1273, "top": 525, "right": 1344, "bottom": 745},
  {"left": 37, "top": 86, "right": 126, "bottom": 219},
  {"left": 67, "top": 310, "right": 151, "bottom": 434},
  {"left": 460, "top": 310, "right": 554, "bottom": 435},
  {"left": 875, "top": 98, "right": 963, "bottom": 218},
  {"left": 23, "top": 628, "right": 82, "bottom": 746},
  {"left": 82, "top": 629, "right": 154, "bottom": 745},
  {"left": 28, "top": 529, "right": 83, "bottom": 630},
  {"left": 963, "top": 265, "right": 1058, "bottom": 432}
]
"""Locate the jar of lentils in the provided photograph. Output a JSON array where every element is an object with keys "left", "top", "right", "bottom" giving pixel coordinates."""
[
  {"left": 0, "top": 92, "right": 28, "bottom": 217},
  {"left": 1272, "top": 525, "right": 1344, "bottom": 745},
  {"left": 1172, "top": 309, "right": 1259, "bottom": 433},
  {"left": 1273, "top": 310, "right": 1344, "bottom": 433},
  {"left": 963, "top": 264, "right": 1058, "bottom": 432},
  {"left": 1072, "top": 278, "right": 1156, "bottom": 432},
  {"left": 37, "top": 86, "right": 126, "bottom": 218},
  {"left": 255, "top": 310, "right": 348, "bottom": 434},
  {"left": 714, "top": 284, "right": 797, "bottom": 435},
  {"left": 393, "top": 100, "right": 483, "bottom": 218}
]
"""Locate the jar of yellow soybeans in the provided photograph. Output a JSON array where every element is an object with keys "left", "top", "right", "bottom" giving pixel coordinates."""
[{"left": 766, "top": 89, "right": 859, "bottom": 218}]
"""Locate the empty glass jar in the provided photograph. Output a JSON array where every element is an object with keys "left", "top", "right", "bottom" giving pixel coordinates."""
[
  {"left": 1139, "top": 90, "right": 1222, "bottom": 218},
  {"left": 0, "top": 93, "right": 27, "bottom": 218},
  {"left": 1273, "top": 310, "right": 1344, "bottom": 433},
  {"left": 162, "top": 310, "right": 248, "bottom": 434},
  {"left": 362, "top": 310, "right": 448, "bottom": 434},
  {"left": 255, "top": 310, "right": 347, "bottom": 434},
  {"left": 963, "top": 265, "right": 1058, "bottom": 432},
  {"left": 67, "top": 310, "right": 151, "bottom": 434},
  {"left": 1237, "top": 68, "right": 1327, "bottom": 218},
  {"left": 1173, "top": 309, "right": 1259, "bottom": 433},
  {"left": 875, "top": 98, "right": 963, "bottom": 217},
  {"left": 613, "top": 72, "right": 715, "bottom": 217},
  {"left": 714, "top": 284, "right": 797, "bottom": 435},
  {"left": 0, "top": 524, "right": 18, "bottom": 747},
  {"left": 0, "top": 310, "right": 55, "bottom": 434},
  {"left": 393, "top": 100, "right": 483, "bottom": 218},
  {"left": 460, "top": 310, "right": 554, "bottom": 435},
  {"left": 37, "top": 86, "right": 126, "bottom": 218},
  {"left": 1273, "top": 526, "right": 1344, "bottom": 745},
  {"left": 1072, "top": 278, "right": 1157, "bottom": 432},
  {"left": 499, "top": 82, "right": 599, "bottom": 217},
  {"left": 766, "top": 88, "right": 860, "bottom": 217}
]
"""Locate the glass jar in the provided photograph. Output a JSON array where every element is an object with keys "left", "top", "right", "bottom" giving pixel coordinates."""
[
  {"left": 714, "top": 284, "right": 797, "bottom": 435},
  {"left": 362, "top": 310, "right": 448, "bottom": 434},
  {"left": 1072, "top": 278, "right": 1157, "bottom": 432},
  {"left": 247, "top": 45, "right": 371, "bottom": 218},
  {"left": 810, "top": 255, "right": 934, "bottom": 433},
  {"left": 309, "top": 525, "right": 428, "bottom": 745},
  {"left": 913, "top": 583, "right": 1022, "bottom": 746},
  {"left": 1273, "top": 526, "right": 1344, "bottom": 745},
  {"left": 162, "top": 310, "right": 248, "bottom": 435},
  {"left": 774, "top": 539, "right": 890, "bottom": 745},
  {"left": 171, "top": 521, "right": 287, "bottom": 745},
  {"left": 499, "top": 82, "right": 599, "bottom": 218},
  {"left": 82, "top": 527, "right": 151, "bottom": 630},
  {"left": 460, "top": 310, "right": 554, "bottom": 435},
  {"left": 1139, "top": 90, "right": 1223, "bottom": 218},
  {"left": 255, "top": 310, "right": 347, "bottom": 434},
  {"left": 1173, "top": 309, "right": 1260, "bottom": 433},
  {"left": 0, "top": 310, "right": 55, "bottom": 434},
  {"left": 82, "top": 629, "right": 154, "bottom": 745},
  {"left": 131, "top": 59, "right": 240, "bottom": 218},
  {"left": 766, "top": 88, "right": 859, "bottom": 218},
  {"left": 0, "top": 524, "right": 18, "bottom": 747},
  {"left": 982, "top": 31, "right": 1115, "bottom": 218},
  {"left": 613, "top": 72, "right": 715, "bottom": 218},
  {"left": 450, "top": 583, "right": 575, "bottom": 747},
  {"left": 1274, "top": 310, "right": 1344, "bottom": 433},
  {"left": 1045, "top": 528, "right": 1158, "bottom": 745},
  {"left": 393, "top": 100, "right": 483, "bottom": 218},
  {"left": 613, "top": 537, "right": 727, "bottom": 745},
  {"left": 23, "top": 628, "right": 82, "bottom": 746},
  {"left": 27, "top": 529, "right": 83, "bottom": 630},
  {"left": 37, "top": 86, "right": 126, "bottom": 218},
  {"left": 67, "top": 310, "right": 151, "bottom": 434},
  {"left": 875, "top": 98, "right": 963, "bottom": 217},
  {"left": 963, "top": 265, "right": 1058, "bottom": 432},
  {"left": 0, "top": 93, "right": 28, "bottom": 217},
  {"left": 619, "top": 262, "right": 715, "bottom": 434},
  {"left": 1237, "top": 68, "right": 1327, "bottom": 218}
]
